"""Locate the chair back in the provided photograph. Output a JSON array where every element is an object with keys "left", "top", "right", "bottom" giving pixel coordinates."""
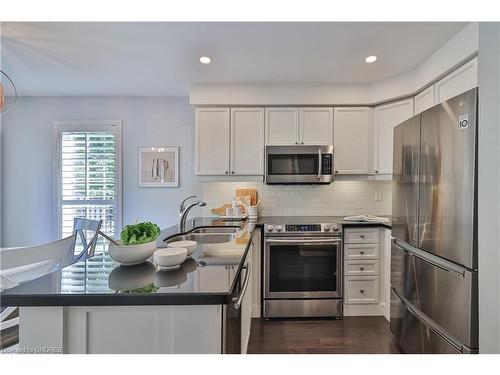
[
  {"left": 0, "top": 234, "right": 77, "bottom": 287},
  {"left": 73, "top": 218, "right": 103, "bottom": 261}
]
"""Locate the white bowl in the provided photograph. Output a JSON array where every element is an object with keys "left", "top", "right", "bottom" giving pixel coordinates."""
[
  {"left": 108, "top": 240, "right": 157, "bottom": 266},
  {"left": 153, "top": 248, "right": 187, "bottom": 270},
  {"left": 167, "top": 240, "right": 197, "bottom": 256}
]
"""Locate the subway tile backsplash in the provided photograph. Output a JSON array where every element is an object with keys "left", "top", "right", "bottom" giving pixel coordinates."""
[{"left": 202, "top": 181, "right": 392, "bottom": 217}]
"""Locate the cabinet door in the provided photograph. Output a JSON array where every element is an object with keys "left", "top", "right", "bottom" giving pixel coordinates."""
[
  {"left": 333, "top": 107, "right": 371, "bottom": 174},
  {"left": 300, "top": 107, "right": 333, "bottom": 145},
  {"left": 195, "top": 108, "right": 230, "bottom": 175},
  {"left": 230, "top": 108, "right": 264, "bottom": 175},
  {"left": 374, "top": 99, "right": 414, "bottom": 175},
  {"left": 265, "top": 108, "right": 299, "bottom": 145},
  {"left": 195, "top": 265, "right": 230, "bottom": 292},
  {"left": 434, "top": 57, "right": 477, "bottom": 105},
  {"left": 414, "top": 86, "right": 435, "bottom": 115}
]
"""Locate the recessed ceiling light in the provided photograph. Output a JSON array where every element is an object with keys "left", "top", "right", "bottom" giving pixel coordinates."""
[
  {"left": 199, "top": 56, "right": 212, "bottom": 64},
  {"left": 365, "top": 55, "right": 378, "bottom": 64}
]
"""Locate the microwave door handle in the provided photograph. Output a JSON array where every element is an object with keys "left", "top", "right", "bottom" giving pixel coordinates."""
[{"left": 318, "top": 148, "right": 322, "bottom": 179}]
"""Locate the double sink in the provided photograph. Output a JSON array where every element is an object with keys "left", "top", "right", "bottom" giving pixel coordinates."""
[{"left": 164, "top": 226, "right": 241, "bottom": 245}]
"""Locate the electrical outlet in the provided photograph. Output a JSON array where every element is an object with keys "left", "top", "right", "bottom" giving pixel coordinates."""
[{"left": 375, "top": 191, "right": 383, "bottom": 201}]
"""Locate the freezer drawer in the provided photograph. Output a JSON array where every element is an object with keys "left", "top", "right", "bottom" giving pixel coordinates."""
[
  {"left": 391, "top": 239, "right": 478, "bottom": 349},
  {"left": 390, "top": 289, "right": 471, "bottom": 354}
]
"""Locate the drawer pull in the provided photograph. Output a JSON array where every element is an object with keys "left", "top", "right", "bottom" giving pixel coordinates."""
[
  {"left": 360, "top": 234, "right": 365, "bottom": 238},
  {"left": 360, "top": 267, "right": 364, "bottom": 271},
  {"left": 360, "top": 289, "right": 365, "bottom": 293},
  {"left": 360, "top": 251, "right": 365, "bottom": 254}
]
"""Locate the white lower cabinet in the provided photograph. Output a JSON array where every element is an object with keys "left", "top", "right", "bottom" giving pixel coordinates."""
[
  {"left": 345, "top": 260, "right": 379, "bottom": 276},
  {"left": 344, "top": 227, "right": 387, "bottom": 317},
  {"left": 344, "top": 276, "right": 379, "bottom": 304}
]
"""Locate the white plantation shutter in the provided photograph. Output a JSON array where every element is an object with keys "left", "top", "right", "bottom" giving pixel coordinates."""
[{"left": 54, "top": 121, "right": 122, "bottom": 293}]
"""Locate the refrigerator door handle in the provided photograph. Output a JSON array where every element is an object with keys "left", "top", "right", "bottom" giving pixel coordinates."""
[
  {"left": 392, "top": 238, "right": 468, "bottom": 278},
  {"left": 393, "top": 288, "right": 464, "bottom": 353}
]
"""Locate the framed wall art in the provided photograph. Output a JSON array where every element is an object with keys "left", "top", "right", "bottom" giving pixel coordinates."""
[{"left": 138, "top": 146, "right": 179, "bottom": 187}]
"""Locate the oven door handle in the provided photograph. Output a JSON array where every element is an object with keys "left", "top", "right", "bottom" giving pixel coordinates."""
[
  {"left": 265, "top": 238, "right": 341, "bottom": 245},
  {"left": 317, "top": 148, "right": 322, "bottom": 179}
]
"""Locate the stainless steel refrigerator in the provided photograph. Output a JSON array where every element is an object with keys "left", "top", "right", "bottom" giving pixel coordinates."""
[{"left": 390, "top": 88, "right": 478, "bottom": 354}]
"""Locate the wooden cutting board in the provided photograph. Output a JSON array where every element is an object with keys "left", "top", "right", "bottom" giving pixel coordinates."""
[
  {"left": 236, "top": 189, "right": 258, "bottom": 206},
  {"left": 211, "top": 204, "right": 232, "bottom": 216}
]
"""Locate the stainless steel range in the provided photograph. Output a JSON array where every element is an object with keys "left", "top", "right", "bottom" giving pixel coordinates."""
[{"left": 263, "top": 221, "right": 343, "bottom": 318}]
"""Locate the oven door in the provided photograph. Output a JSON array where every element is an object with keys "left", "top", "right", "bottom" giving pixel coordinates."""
[
  {"left": 264, "top": 236, "right": 342, "bottom": 299},
  {"left": 265, "top": 145, "right": 333, "bottom": 184}
]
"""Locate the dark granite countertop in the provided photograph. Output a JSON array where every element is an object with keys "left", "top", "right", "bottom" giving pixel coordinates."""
[
  {"left": 1, "top": 220, "right": 256, "bottom": 307},
  {"left": 1, "top": 215, "right": 390, "bottom": 307}
]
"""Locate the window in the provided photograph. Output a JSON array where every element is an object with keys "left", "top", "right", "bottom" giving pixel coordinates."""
[{"left": 54, "top": 121, "right": 122, "bottom": 293}]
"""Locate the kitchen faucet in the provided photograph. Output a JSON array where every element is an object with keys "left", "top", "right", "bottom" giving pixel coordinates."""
[{"left": 178, "top": 195, "right": 206, "bottom": 232}]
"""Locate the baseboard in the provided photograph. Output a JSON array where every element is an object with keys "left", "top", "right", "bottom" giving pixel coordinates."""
[
  {"left": 251, "top": 303, "right": 261, "bottom": 318},
  {"left": 344, "top": 303, "right": 386, "bottom": 316}
]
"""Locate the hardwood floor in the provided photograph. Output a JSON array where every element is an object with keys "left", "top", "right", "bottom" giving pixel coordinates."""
[{"left": 247, "top": 316, "right": 403, "bottom": 354}]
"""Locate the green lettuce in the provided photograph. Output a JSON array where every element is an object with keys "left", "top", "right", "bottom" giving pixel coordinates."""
[{"left": 120, "top": 222, "right": 161, "bottom": 245}]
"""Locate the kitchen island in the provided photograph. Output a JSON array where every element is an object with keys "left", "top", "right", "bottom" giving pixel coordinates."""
[{"left": 1, "top": 219, "right": 257, "bottom": 354}]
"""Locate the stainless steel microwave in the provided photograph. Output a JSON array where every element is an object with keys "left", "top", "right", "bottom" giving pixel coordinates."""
[{"left": 265, "top": 145, "right": 334, "bottom": 184}]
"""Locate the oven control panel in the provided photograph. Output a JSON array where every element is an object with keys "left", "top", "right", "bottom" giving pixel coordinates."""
[
  {"left": 286, "top": 224, "right": 321, "bottom": 232},
  {"left": 265, "top": 223, "right": 340, "bottom": 234}
]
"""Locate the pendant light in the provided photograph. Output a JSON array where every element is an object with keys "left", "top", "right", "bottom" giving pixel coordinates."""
[{"left": 0, "top": 70, "right": 18, "bottom": 116}]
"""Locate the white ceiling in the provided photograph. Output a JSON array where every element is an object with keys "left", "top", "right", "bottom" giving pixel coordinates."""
[{"left": 0, "top": 22, "right": 468, "bottom": 96}]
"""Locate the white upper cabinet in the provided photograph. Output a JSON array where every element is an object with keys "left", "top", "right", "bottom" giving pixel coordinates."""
[
  {"left": 434, "top": 57, "right": 478, "bottom": 105},
  {"left": 414, "top": 85, "right": 435, "bottom": 115},
  {"left": 374, "top": 98, "right": 414, "bottom": 175},
  {"left": 299, "top": 107, "right": 333, "bottom": 145},
  {"left": 265, "top": 107, "right": 333, "bottom": 146},
  {"left": 265, "top": 108, "right": 299, "bottom": 145},
  {"left": 195, "top": 108, "right": 230, "bottom": 175},
  {"left": 333, "top": 107, "right": 372, "bottom": 174},
  {"left": 230, "top": 108, "right": 265, "bottom": 175}
]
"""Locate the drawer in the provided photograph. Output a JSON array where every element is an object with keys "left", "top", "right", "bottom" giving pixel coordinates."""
[
  {"left": 344, "top": 243, "right": 379, "bottom": 260},
  {"left": 344, "top": 276, "right": 379, "bottom": 304},
  {"left": 344, "top": 260, "right": 379, "bottom": 276},
  {"left": 344, "top": 228, "right": 379, "bottom": 243}
]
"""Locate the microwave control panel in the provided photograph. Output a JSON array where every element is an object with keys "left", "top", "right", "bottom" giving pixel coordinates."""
[{"left": 322, "top": 154, "right": 333, "bottom": 175}]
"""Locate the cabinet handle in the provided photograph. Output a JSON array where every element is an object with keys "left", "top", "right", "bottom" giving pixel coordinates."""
[
  {"left": 232, "top": 263, "right": 251, "bottom": 310},
  {"left": 360, "top": 234, "right": 365, "bottom": 238},
  {"left": 300, "top": 141, "right": 304, "bottom": 145},
  {"left": 231, "top": 171, "right": 235, "bottom": 174},
  {"left": 374, "top": 170, "right": 379, "bottom": 174},
  {"left": 360, "top": 251, "right": 365, "bottom": 254},
  {"left": 360, "top": 267, "right": 364, "bottom": 271},
  {"left": 335, "top": 170, "right": 338, "bottom": 174},
  {"left": 360, "top": 289, "right": 365, "bottom": 294},
  {"left": 295, "top": 141, "right": 299, "bottom": 145}
]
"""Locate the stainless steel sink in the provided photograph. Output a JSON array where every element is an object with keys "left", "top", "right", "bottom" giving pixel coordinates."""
[
  {"left": 189, "top": 226, "right": 241, "bottom": 234},
  {"left": 165, "top": 233, "right": 236, "bottom": 245}
]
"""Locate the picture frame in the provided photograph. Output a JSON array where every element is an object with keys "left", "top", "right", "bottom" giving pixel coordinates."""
[{"left": 138, "top": 146, "right": 179, "bottom": 187}]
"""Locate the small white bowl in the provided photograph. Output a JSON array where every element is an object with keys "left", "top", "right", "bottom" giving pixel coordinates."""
[
  {"left": 153, "top": 248, "right": 187, "bottom": 270},
  {"left": 167, "top": 240, "right": 197, "bottom": 256},
  {"left": 108, "top": 240, "right": 157, "bottom": 266}
]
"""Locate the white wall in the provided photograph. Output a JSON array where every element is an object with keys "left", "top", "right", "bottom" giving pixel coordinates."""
[
  {"left": 478, "top": 23, "right": 500, "bottom": 354},
  {"left": 1, "top": 96, "right": 202, "bottom": 247},
  {"left": 202, "top": 181, "right": 392, "bottom": 217}
]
